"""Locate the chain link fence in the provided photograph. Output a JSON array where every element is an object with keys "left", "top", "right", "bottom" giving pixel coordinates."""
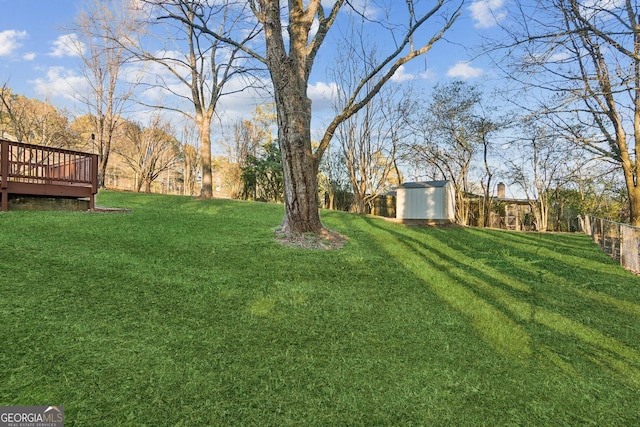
[{"left": 580, "top": 216, "right": 640, "bottom": 274}]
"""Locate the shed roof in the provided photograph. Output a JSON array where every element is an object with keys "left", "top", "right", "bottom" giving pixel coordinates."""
[{"left": 399, "top": 180, "right": 449, "bottom": 189}]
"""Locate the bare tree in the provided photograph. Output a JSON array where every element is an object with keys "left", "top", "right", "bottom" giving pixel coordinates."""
[
  {"left": 177, "top": 123, "right": 200, "bottom": 195},
  {"left": 124, "top": 0, "right": 262, "bottom": 199},
  {"left": 329, "top": 30, "right": 411, "bottom": 214},
  {"left": 408, "top": 81, "right": 482, "bottom": 225},
  {"left": 476, "top": 111, "right": 503, "bottom": 227},
  {"left": 492, "top": 0, "right": 640, "bottom": 224},
  {"left": 318, "top": 143, "right": 350, "bottom": 211},
  {"left": 71, "top": 0, "right": 138, "bottom": 188},
  {"left": 117, "top": 115, "right": 179, "bottom": 192},
  {"left": 506, "top": 121, "right": 572, "bottom": 232},
  {"left": 166, "top": 0, "right": 462, "bottom": 238},
  {"left": 334, "top": 99, "right": 404, "bottom": 214},
  {"left": 219, "top": 104, "right": 275, "bottom": 198},
  {"left": 0, "top": 83, "right": 10, "bottom": 140}
]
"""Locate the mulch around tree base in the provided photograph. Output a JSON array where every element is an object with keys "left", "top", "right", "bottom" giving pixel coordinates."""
[{"left": 275, "top": 228, "right": 348, "bottom": 250}]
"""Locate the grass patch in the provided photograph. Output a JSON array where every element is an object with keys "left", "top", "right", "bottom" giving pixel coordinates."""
[{"left": 1, "top": 191, "right": 639, "bottom": 425}]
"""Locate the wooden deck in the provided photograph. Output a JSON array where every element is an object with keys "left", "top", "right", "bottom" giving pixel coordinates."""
[{"left": 0, "top": 139, "right": 98, "bottom": 211}]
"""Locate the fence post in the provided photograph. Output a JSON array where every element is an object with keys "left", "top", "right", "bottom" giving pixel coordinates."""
[
  {"left": 586, "top": 216, "right": 640, "bottom": 274},
  {"left": 622, "top": 225, "right": 640, "bottom": 272}
]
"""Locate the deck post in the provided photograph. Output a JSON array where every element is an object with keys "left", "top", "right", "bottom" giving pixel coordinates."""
[{"left": 1, "top": 140, "right": 8, "bottom": 211}]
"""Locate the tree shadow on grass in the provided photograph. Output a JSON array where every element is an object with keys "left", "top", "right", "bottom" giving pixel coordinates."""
[{"left": 357, "top": 216, "right": 640, "bottom": 389}]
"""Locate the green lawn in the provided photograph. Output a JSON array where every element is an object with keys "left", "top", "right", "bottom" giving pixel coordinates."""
[{"left": 1, "top": 191, "right": 639, "bottom": 426}]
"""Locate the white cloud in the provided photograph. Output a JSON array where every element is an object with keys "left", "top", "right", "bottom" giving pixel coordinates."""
[
  {"left": 447, "top": 62, "right": 483, "bottom": 79},
  {"left": 391, "top": 65, "right": 416, "bottom": 83},
  {"left": 49, "top": 34, "right": 85, "bottom": 57},
  {"left": 31, "top": 67, "right": 88, "bottom": 101},
  {"left": 217, "top": 85, "right": 273, "bottom": 121},
  {"left": 389, "top": 65, "right": 435, "bottom": 83},
  {"left": 580, "top": 0, "right": 626, "bottom": 19},
  {"left": 418, "top": 69, "right": 436, "bottom": 81},
  {"left": 23, "top": 52, "right": 36, "bottom": 61},
  {"left": 0, "top": 30, "right": 28, "bottom": 56},
  {"left": 469, "top": 0, "right": 507, "bottom": 29},
  {"left": 549, "top": 51, "right": 571, "bottom": 62},
  {"left": 308, "top": 81, "right": 339, "bottom": 112},
  {"left": 334, "top": 0, "right": 381, "bottom": 20}
]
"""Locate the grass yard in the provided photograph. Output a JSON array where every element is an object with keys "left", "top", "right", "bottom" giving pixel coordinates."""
[{"left": 1, "top": 190, "right": 639, "bottom": 426}]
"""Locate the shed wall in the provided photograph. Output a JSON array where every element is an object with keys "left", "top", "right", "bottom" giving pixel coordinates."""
[
  {"left": 397, "top": 187, "right": 449, "bottom": 220},
  {"left": 445, "top": 183, "right": 455, "bottom": 221}
]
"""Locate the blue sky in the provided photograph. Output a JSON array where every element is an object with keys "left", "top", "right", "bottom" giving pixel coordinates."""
[
  {"left": 0, "top": 0, "right": 87, "bottom": 99},
  {"left": 0, "top": 0, "right": 507, "bottom": 117},
  {"left": 0, "top": 0, "right": 511, "bottom": 166},
  {"left": 1, "top": 0, "right": 526, "bottom": 193}
]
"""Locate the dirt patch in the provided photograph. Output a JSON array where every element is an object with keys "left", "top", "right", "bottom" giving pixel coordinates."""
[
  {"left": 93, "top": 206, "right": 132, "bottom": 213},
  {"left": 275, "top": 228, "right": 348, "bottom": 250}
]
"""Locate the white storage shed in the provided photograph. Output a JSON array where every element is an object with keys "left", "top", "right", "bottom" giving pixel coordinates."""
[{"left": 395, "top": 181, "right": 456, "bottom": 223}]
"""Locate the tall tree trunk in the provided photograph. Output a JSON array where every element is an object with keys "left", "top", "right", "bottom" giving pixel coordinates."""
[
  {"left": 620, "top": 145, "right": 640, "bottom": 225},
  {"left": 251, "top": 0, "right": 460, "bottom": 237},
  {"left": 276, "top": 91, "right": 323, "bottom": 235},
  {"left": 197, "top": 114, "right": 213, "bottom": 198},
  {"left": 98, "top": 149, "right": 110, "bottom": 188},
  {"left": 629, "top": 189, "right": 640, "bottom": 226},
  {"left": 135, "top": 172, "right": 141, "bottom": 192},
  {"left": 97, "top": 129, "right": 112, "bottom": 189},
  {"left": 483, "top": 186, "right": 492, "bottom": 228},
  {"left": 260, "top": 1, "right": 324, "bottom": 236}
]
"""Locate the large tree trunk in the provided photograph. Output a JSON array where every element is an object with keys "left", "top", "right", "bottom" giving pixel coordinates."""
[
  {"left": 620, "top": 147, "right": 640, "bottom": 226},
  {"left": 96, "top": 118, "right": 112, "bottom": 189},
  {"left": 197, "top": 114, "right": 213, "bottom": 198},
  {"left": 251, "top": 0, "right": 460, "bottom": 238},
  {"left": 629, "top": 187, "right": 640, "bottom": 226},
  {"left": 98, "top": 149, "right": 109, "bottom": 188},
  {"left": 276, "top": 91, "right": 324, "bottom": 235},
  {"left": 97, "top": 133, "right": 112, "bottom": 188},
  {"left": 261, "top": 1, "right": 324, "bottom": 237}
]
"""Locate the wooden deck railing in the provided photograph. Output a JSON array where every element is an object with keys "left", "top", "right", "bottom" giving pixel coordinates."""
[{"left": 0, "top": 139, "right": 99, "bottom": 211}]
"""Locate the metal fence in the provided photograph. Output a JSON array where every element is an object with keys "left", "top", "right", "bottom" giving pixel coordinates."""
[{"left": 581, "top": 216, "right": 640, "bottom": 274}]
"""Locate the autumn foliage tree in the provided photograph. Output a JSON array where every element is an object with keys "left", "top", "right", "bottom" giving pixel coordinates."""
[
  {"left": 124, "top": 0, "right": 262, "bottom": 199},
  {"left": 0, "top": 85, "right": 78, "bottom": 148},
  {"left": 116, "top": 115, "right": 179, "bottom": 192},
  {"left": 71, "top": 0, "right": 138, "bottom": 188}
]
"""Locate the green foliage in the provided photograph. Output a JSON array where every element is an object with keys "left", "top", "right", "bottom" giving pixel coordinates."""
[
  {"left": 547, "top": 184, "right": 629, "bottom": 231},
  {"left": 240, "top": 141, "right": 284, "bottom": 203},
  {"left": 1, "top": 191, "right": 639, "bottom": 425}
]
